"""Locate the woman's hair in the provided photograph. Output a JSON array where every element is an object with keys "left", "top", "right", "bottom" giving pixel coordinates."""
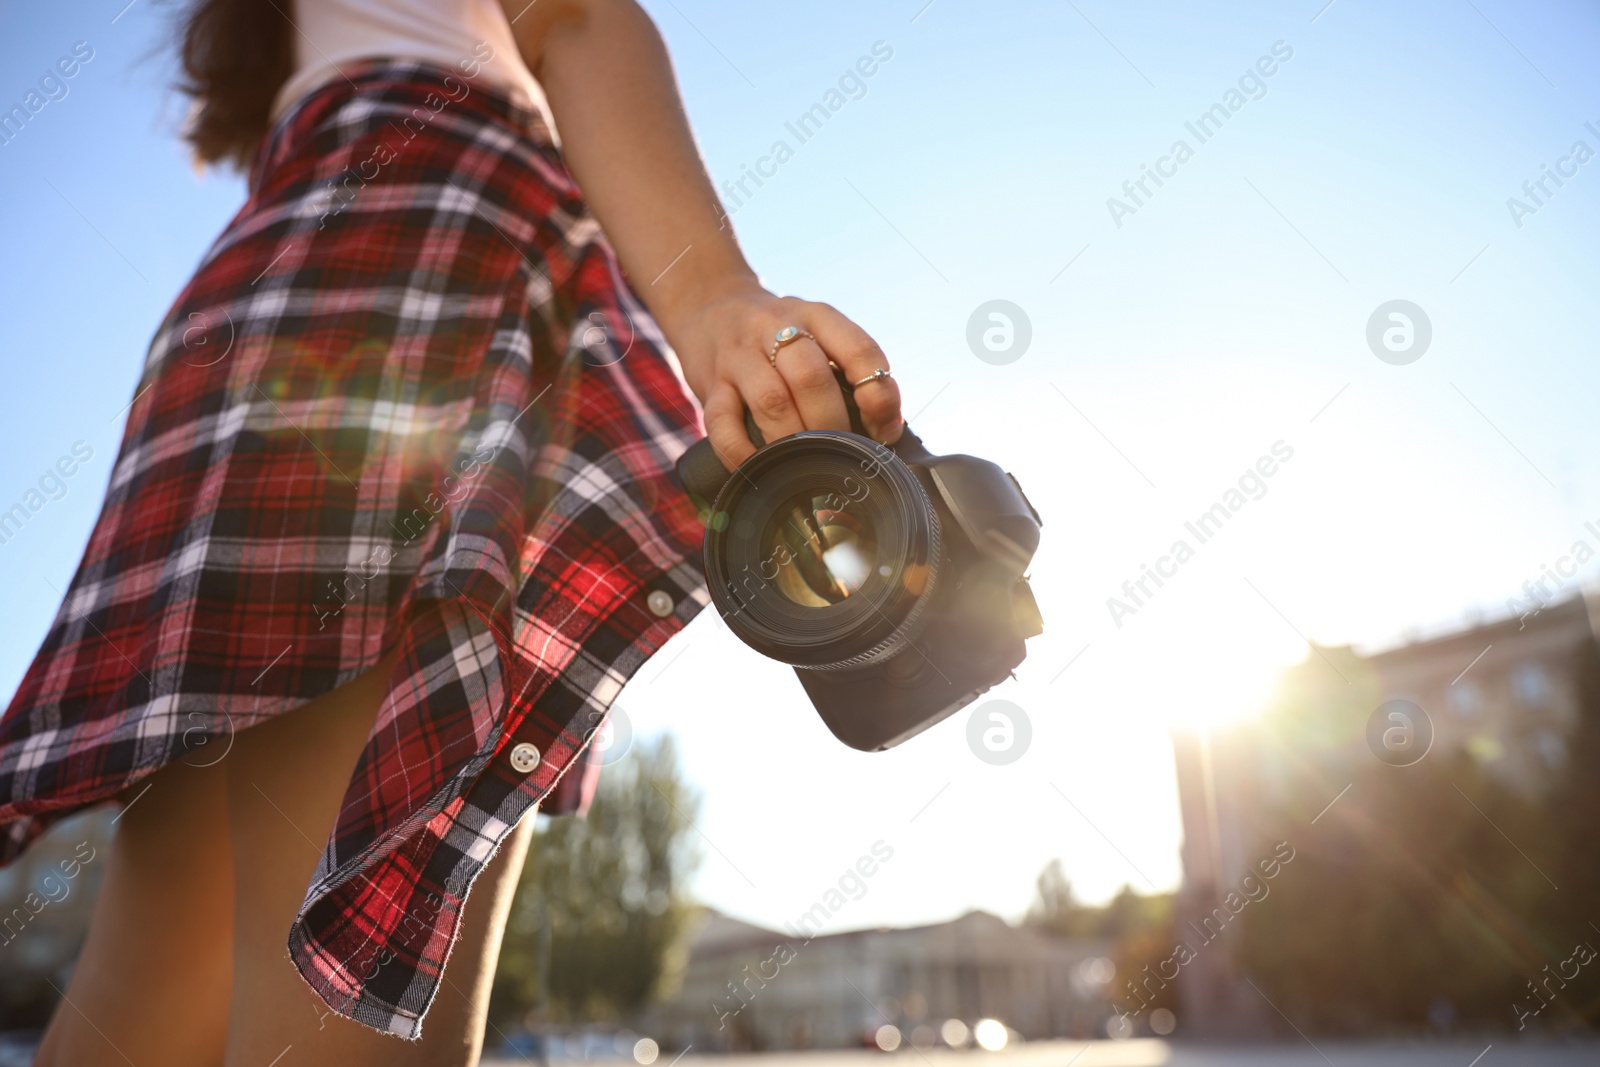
[{"left": 176, "top": 0, "right": 295, "bottom": 170}]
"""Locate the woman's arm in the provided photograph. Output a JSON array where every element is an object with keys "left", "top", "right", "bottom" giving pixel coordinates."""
[{"left": 498, "top": 0, "right": 902, "bottom": 464}]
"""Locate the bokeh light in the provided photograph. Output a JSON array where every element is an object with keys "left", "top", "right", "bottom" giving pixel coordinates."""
[{"left": 973, "top": 1018, "right": 1008, "bottom": 1051}]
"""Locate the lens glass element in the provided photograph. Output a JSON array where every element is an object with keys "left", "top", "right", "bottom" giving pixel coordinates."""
[{"left": 761, "top": 489, "right": 880, "bottom": 608}]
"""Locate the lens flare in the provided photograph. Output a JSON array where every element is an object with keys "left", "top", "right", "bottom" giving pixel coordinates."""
[{"left": 822, "top": 539, "right": 873, "bottom": 592}]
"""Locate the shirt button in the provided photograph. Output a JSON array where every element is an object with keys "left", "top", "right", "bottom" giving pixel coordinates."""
[
  {"left": 646, "top": 590, "right": 674, "bottom": 618},
  {"left": 509, "top": 742, "right": 541, "bottom": 774}
]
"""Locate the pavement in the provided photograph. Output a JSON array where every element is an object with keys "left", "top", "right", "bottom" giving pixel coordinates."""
[{"left": 484, "top": 1038, "right": 1600, "bottom": 1067}]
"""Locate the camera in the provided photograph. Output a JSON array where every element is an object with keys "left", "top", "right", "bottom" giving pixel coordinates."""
[{"left": 675, "top": 373, "right": 1043, "bottom": 751}]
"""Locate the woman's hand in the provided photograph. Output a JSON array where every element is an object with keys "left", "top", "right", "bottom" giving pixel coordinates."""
[
  {"left": 511, "top": 0, "right": 903, "bottom": 464},
  {"left": 664, "top": 282, "right": 904, "bottom": 468}
]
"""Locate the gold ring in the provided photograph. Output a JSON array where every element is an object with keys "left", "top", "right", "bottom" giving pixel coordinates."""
[
  {"left": 766, "top": 326, "right": 815, "bottom": 364},
  {"left": 851, "top": 368, "right": 892, "bottom": 388}
]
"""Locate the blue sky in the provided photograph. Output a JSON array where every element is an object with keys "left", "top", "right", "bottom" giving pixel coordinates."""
[{"left": 2, "top": 0, "right": 1598, "bottom": 933}]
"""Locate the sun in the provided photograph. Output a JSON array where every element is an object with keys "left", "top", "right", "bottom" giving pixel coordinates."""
[{"left": 1139, "top": 601, "right": 1308, "bottom": 734}]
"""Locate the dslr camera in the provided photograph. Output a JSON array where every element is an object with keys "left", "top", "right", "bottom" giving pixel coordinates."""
[{"left": 675, "top": 373, "right": 1043, "bottom": 751}]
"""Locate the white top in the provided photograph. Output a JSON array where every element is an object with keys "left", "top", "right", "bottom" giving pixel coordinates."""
[{"left": 270, "top": 0, "right": 550, "bottom": 122}]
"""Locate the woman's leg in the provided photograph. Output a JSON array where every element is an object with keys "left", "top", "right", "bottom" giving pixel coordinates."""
[
  {"left": 223, "top": 649, "right": 535, "bottom": 1067},
  {"left": 32, "top": 757, "right": 234, "bottom": 1067}
]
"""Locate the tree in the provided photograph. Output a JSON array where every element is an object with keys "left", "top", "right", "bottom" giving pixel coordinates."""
[
  {"left": 1027, "top": 861, "right": 1176, "bottom": 1017},
  {"left": 1236, "top": 638, "right": 1600, "bottom": 1035},
  {"left": 491, "top": 735, "right": 700, "bottom": 1029}
]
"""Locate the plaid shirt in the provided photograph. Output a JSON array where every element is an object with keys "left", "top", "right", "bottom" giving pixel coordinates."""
[{"left": 0, "top": 61, "right": 707, "bottom": 1037}]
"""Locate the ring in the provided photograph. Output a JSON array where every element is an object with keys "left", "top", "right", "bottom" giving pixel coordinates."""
[
  {"left": 851, "top": 368, "right": 893, "bottom": 388},
  {"left": 766, "top": 326, "right": 815, "bottom": 364}
]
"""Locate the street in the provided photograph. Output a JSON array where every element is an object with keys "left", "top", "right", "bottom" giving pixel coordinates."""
[{"left": 486, "top": 1039, "right": 1598, "bottom": 1067}]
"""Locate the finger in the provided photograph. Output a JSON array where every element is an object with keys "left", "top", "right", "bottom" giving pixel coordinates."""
[
  {"left": 701, "top": 383, "right": 758, "bottom": 469},
  {"left": 734, "top": 356, "right": 807, "bottom": 445},
  {"left": 770, "top": 337, "right": 850, "bottom": 432},
  {"left": 799, "top": 303, "right": 903, "bottom": 444}
]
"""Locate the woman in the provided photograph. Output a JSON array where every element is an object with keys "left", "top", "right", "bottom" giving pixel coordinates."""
[{"left": 0, "top": 0, "right": 902, "bottom": 1062}]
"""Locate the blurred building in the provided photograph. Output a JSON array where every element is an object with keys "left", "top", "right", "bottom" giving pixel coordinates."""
[
  {"left": 1364, "top": 596, "right": 1591, "bottom": 797},
  {"left": 1172, "top": 594, "right": 1597, "bottom": 1037},
  {"left": 0, "top": 805, "right": 115, "bottom": 1027},
  {"left": 642, "top": 909, "right": 1113, "bottom": 1051}
]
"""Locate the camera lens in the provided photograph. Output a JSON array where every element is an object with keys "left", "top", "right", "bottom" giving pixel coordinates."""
[
  {"left": 760, "top": 488, "right": 880, "bottom": 607},
  {"left": 702, "top": 431, "right": 940, "bottom": 670}
]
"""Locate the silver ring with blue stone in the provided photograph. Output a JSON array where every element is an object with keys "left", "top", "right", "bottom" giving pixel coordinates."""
[{"left": 765, "top": 325, "right": 815, "bottom": 364}]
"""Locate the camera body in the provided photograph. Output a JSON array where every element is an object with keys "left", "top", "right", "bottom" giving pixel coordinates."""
[{"left": 675, "top": 380, "right": 1043, "bottom": 751}]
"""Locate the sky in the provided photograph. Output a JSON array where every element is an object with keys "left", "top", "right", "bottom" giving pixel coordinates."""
[{"left": 1, "top": 0, "right": 1598, "bottom": 938}]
